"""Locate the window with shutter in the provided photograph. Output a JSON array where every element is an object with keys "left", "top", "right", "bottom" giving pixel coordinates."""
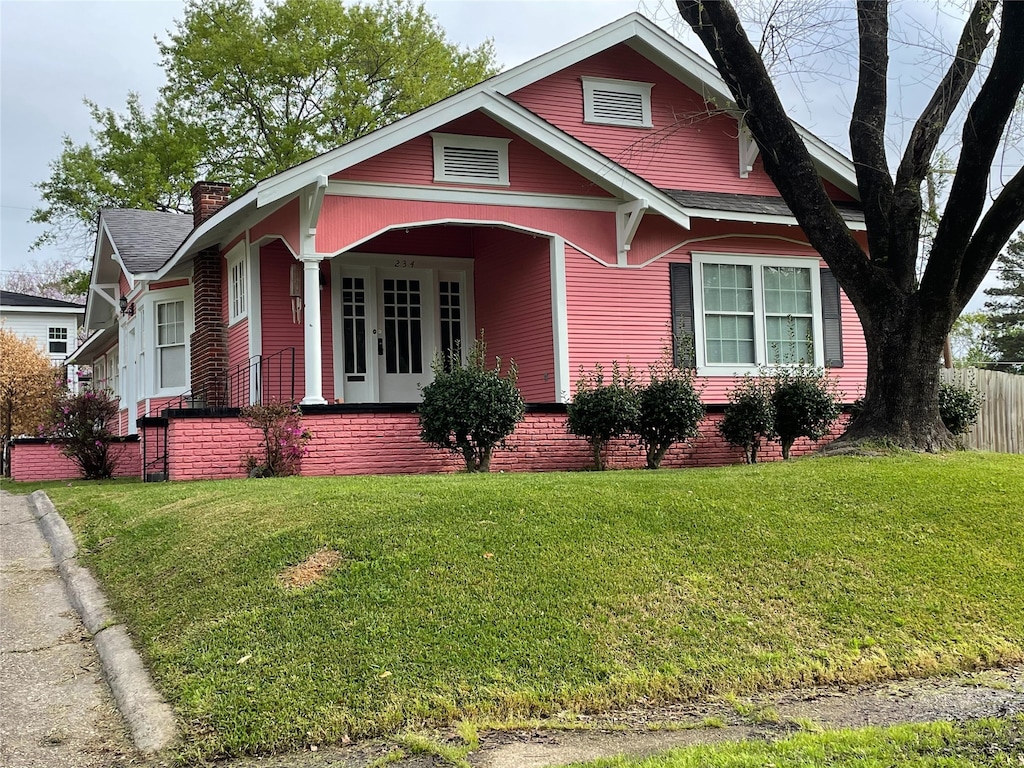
[
  {"left": 431, "top": 133, "right": 510, "bottom": 186},
  {"left": 582, "top": 77, "right": 653, "bottom": 128},
  {"left": 672, "top": 254, "right": 838, "bottom": 375}
]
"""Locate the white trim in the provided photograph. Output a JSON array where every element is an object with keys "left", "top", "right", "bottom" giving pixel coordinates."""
[
  {"left": 431, "top": 133, "right": 510, "bottom": 186},
  {"left": 147, "top": 287, "right": 193, "bottom": 397},
  {"left": 582, "top": 76, "right": 653, "bottom": 128},
  {"left": 299, "top": 256, "right": 327, "bottom": 405},
  {"left": 690, "top": 252, "right": 824, "bottom": 376},
  {"left": 226, "top": 240, "right": 247, "bottom": 326},
  {"left": 247, "top": 237, "right": 262, "bottom": 405},
  {"left": 616, "top": 198, "right": 648, "bottom": 264},
  {"left": 327, "top": 180, "right": 620, "bottom": 212},
  {"left": 549, "top": 236, "right": 570, "bottom": 403},
  {"left": 0, "top": 304, "right": 84, "bottom": 315},
  {"left": 738, "top": 119, "right": 759, "bottom": 178}
]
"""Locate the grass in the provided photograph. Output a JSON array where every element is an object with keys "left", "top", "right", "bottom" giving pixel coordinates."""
[
  {"left": 25, "top": 452, "right": 1024, "bottom": 760},
  {"left": 569, "top": 715, "right": 1024, "bottom": 767}
]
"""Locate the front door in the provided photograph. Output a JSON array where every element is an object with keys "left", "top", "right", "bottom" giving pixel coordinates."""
[{"left": 377, "top": 269, "right": 433, "bottom": 402}]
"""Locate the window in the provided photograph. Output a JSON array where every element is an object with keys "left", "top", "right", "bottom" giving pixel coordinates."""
[
  {"left": 156, "top": 300, "right": 187, "bottom": 389},
  {"left": 93, "top": 358, "right": 106, "bottom": 392},
  {"left": 341, "top": 276, "right": 368, "bottom": 382},
  {"left": 48, "top": 327, "right": 68, "bottom": 354},
  {"left": 671, "top": 254, "right": 843, "bottom": 375},
  {"left": 431, "top": 133, "right": 510, "bottom": 186},
  {"left": 109, "top": 350, "right": 119, "bottom": 397},
  {"left": 228, "top": 250, "right": 247, "bottom": 323},
  {"left": 439, "top": 278, "right": 463, "bottom": 368},
  {"left": 582, "top": 77, "right": 653, "bottom": 128}
]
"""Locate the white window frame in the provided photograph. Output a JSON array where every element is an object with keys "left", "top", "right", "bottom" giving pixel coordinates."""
[
  {"left": 581, "top": 76, "right": 654, "bottom": 128},
  {"left": 93, "top": 357, "right": 107, "bottom": 392},
  {"left": 108, "top": 349, "right": 120, "bottom": 399},
  {"left": 48, "top": 326, "right": 69, "bottom": 355},
  {"left": 227, "top": 244, "right": 247, "bottom": 325},
  {"left": 431, "top": 133, "right": 511, "bottom": 186},
  {"left": 153, "top": 293, "right": 190, "bottom": 395},
  {"left": 691, "top": 252, "right": 824, "bottom": 377}
]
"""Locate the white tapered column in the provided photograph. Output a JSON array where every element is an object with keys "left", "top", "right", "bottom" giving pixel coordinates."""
[{"left": 300, "top": 256, "right": 326, "bottom": 405}]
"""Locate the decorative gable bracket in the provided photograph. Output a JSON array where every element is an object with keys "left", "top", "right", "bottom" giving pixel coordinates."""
[
  {"left": 738, "top": 119, "right": 759, "bottom": 178},
  {"left": 616, "top": 198, "right": 649, "bottom": 265},
  {"left": 91, "top": 283, "right": 120, "bottom": 311},
  {"left": 303, "top": 174, "right": 329, "bottom": 239}
]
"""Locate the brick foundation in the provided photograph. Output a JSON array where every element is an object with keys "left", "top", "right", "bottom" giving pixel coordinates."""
[{"left": 10, "top": 439, "right": 141, "bottom": 482}]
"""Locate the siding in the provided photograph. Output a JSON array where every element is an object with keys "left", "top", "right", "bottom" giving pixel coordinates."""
[
  {"left": 474, "top": 228, "right": 556, "bottom": 402},
  {"left": 316, "top": 196, "right": 617, "bottom": 262},
  {"left": 250, "top": 198, "right": 301, "bottom": 256},
  {"left": 0, "top": 312, "right": 81, "bottom": 366},
  {"left": 512, "top": 43, "right": 856, "bottom": 202},
  {"left": 334, "top": 112, "right": 614, "bottom": 198}
]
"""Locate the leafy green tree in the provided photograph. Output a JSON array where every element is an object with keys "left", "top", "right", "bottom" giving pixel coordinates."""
[
  {"left": 983, "top": 234, "right": 1024, "bottom": 375},
  {"left": 949, "top": 312, "right": 994, "bottom": 368},
  {"left": 418, "top": 338, "right": 524, "bottom": 473},
  {"left": 675, "top": 1, "right": 1024, "bottom": 451},
  {"left": 33, "top": 0, "right": 498, "bottom": 248}
]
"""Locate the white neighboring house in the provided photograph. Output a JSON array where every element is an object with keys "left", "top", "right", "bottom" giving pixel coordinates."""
[{"left": 0, "top": 290, "right": 86, "bottom": 392}]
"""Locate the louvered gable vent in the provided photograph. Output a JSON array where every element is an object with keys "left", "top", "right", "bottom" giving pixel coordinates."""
[
  {"left": 431, "top": 133, "right": 510, "bottom": 186},
  {"left": 582, "top": 77, "right": 653, "bottom": 128}
]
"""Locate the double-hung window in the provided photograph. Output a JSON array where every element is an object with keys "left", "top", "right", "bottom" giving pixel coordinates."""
[
  {"left": 156, "top": 300, "right": 186, "bottom": 389},
  {"left": 228, "top": 250, "right": 247, "bottom": 323},
  {"left": 675, "top": 253, "right": 841, "bottom": 375},
  {"left": 48, "top": 327, "right": 68, "bottom": 354}
]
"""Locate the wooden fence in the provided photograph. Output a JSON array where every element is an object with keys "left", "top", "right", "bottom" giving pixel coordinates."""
[{"left": 940, "top": 367, "right": 1023, "bottom": 453}]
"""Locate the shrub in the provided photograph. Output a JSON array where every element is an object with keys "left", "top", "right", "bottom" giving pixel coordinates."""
[
  {"left": 939, "top": 381, "right": 983, "bottom": 437},
  {"left": 718, "top": 377, "right": 775, "bottom": 464},
  {"left": 239, "top": 401, "right": 312, "bottom": 477},
  {"left": 632, "top": 361, "right": 705, "bottom": 469},
  {"left": 566, "top": 362, "right": 638, "bottom": 470},
  {"left": 43, "top": 389, "right": 121, "bottom": 479},
  {"left": 770, "top": 368, "right": 842, "bottom": 459},
  {"left": 418, "top": 336, "right": 525, "bottom": 472}
]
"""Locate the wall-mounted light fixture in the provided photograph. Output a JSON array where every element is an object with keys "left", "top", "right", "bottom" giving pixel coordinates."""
[{"left": 119, "top": 295, "right": 128, "bottom": 314}]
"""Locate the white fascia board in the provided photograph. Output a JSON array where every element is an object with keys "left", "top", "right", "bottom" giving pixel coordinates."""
[
  {"left": 85, "top": 218, "right": 116, "bottom": 330},
  {"left": 66, "top": 325, "right": 117, "bottom": 365},
  {"left": 0, "top": 305, "right": 85, "bottom": 315},
  {"left": 686, "top": 207, "right": 867, "bottom": 231},
  {"left": 478, "top": 93, "right": 691, "bottom": 231}
]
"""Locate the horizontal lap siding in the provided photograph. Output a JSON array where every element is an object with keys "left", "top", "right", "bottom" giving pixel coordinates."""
[
  {"left": 474, "top": 229, "right": 555, "bottom": 402},
  {"left": 260, "top": 242, "right": 305, "bottom": 402},
  {"left": 333, "top": 113, "right": 613, "bottom": 198},
  {"left": 316, "top": 197, "right": 617, "bottom": 262},
  {"left": 162, "top": 411, "right": 850, "bottom": 481},
  {"left": 250, "top": 199, "right": 300, "bottom": 257}
]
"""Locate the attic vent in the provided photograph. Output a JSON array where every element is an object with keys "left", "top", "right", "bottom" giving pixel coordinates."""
[
  {"left": 582, "top": 77, "right": 653, "bottom": 128},
  {"left": 431, "top": 133, "right": 511, "bottom": 186}
]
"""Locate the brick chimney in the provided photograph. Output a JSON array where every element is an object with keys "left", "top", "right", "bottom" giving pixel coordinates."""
[{"left": 191, "top": 181, "right": 231, "bottom": 228}]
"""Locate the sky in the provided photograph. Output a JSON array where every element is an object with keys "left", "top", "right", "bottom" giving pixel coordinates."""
[{"left": 0, "top": 0, "right": 1015, "bottom": 310}]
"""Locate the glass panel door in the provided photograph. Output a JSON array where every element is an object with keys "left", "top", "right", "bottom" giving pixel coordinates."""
[{"left": 377, "top": 269, "right": 433, "bottom": 402}]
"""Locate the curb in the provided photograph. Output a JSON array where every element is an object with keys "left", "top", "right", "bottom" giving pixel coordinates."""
[{"left": 28, "top": 490, "right": 179, "bottom": 756}]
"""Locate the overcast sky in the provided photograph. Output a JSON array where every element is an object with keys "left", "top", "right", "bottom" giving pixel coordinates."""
[{"left": 0, "top": 1, "right": 1014, "bottom": 309}]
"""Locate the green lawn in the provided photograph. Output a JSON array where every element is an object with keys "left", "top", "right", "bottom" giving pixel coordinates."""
[
  {"left": 572, "top": 716, "right": 1024, "bottom": 768},
  {"left": 32, "top": 453, "right": 1024, "bottom": 760}
]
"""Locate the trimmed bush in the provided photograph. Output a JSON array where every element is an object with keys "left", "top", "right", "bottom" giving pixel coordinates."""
[
  {"left": 939, "top": 381, "right": 983, "bottom": 437},
  {"left": 418, "top": 336, "right": 524, "bottom": 472},
  {"left": 633, "top": 361, "right": 705, "bottom": 469},
  {"left": 719, "top": 377, "right": 775, "bottom": 464},
  {"left": 771, "top": 369, "right": 842, "bottom": 459},
  {"left": 567, "top": 362, "right": 637, "bottom": 470}
]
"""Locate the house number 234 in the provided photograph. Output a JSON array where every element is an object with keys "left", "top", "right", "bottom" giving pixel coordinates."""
[{"left": 393, "top": 259, "right": 415, "bottom": 268}]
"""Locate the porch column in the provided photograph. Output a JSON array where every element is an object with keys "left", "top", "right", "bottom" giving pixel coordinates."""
[{"left": 300, "top": 256, "right": 327, "bottom": 405}]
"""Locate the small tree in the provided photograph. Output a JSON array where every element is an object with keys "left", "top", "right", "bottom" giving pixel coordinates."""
[
  {"left": 239, "top": 401, "right": 312, "bottom": 477},
  {"left": 632, "top": 360, "right": 705, "bottom": 469},
  {"left": 44, "top": 389, "right": 121, "bottom": 479},
  {"left": 938, "top": 382, "right": 983, "bottom": 438},
  {"left": 718, "top": 377, "right": 775, "bottom": 464},
  {"left": 418, "top": 337, "right": 524, "bottom": 472},
  {"left": 770, "top": 368, "right": 843, "bottom": 460},
  {"left": 566, "top": 362, "right": 638, "bottom": 470},
  {"left": 1, "top": 328, "right": 63, "bottom": 452}
]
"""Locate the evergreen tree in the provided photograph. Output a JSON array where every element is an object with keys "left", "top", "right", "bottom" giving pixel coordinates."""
[{"left": 983, "top": 234, "right": 1024, "bottom": 375}]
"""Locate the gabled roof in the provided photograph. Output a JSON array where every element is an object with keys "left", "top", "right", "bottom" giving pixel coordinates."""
[
  {"left": 100, "top": 209, "right": 194, "bottom": 274},
  {"left": 153, "top": 12, "right": 862, "bottom": 280},
  {"left": 0, "top": 290, "right": 85, "bottom": 310}
]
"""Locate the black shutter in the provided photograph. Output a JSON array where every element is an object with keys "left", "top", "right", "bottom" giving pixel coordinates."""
[
  {"left": 820, "top": 267, "right": 844, "bottom": 368},
  {"left": 669, "top": 262, "right": 696, "bottom": 369}
]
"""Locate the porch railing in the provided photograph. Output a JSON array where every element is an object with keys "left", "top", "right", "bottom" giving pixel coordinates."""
[{"left": 166, "top": 347, "right": 297, "bottom": 411}]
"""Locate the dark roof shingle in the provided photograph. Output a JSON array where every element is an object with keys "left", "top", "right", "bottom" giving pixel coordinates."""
[
  {"left": 101, "top": 209, "right": 195, "bottom": 273},
  {"left": 663, "top": 189, "right": 865, "bottom": 224},
  {"left": 0, "top": 290, "right": 85, "bottom": 309}
]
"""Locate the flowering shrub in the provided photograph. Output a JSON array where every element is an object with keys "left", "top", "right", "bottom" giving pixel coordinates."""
[
  {"left": 239, "top": 402, "right": 312, "bottom": 477},
  {"left": 42, "top": 389, "right": 121, "bottom": 479}
]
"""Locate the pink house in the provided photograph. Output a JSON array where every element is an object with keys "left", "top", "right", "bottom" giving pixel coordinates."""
[{"left": 45, "top": 14, "right": 866, "bottom": 481}]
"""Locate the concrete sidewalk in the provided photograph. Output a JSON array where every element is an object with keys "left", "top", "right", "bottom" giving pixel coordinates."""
[{"left": 0, "top": 490, "right": 137, "bottom": 767}]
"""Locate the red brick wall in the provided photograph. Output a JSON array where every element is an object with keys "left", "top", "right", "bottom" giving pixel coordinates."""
[
  {"left": 190, "top": 248, "right": 228, "bottom": 405},
  {"left": 10, "top": 441, "right": 141, "bottom": 482},
  {"left": 165, "top": 411, "right": 849, "bottom": 481}
]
